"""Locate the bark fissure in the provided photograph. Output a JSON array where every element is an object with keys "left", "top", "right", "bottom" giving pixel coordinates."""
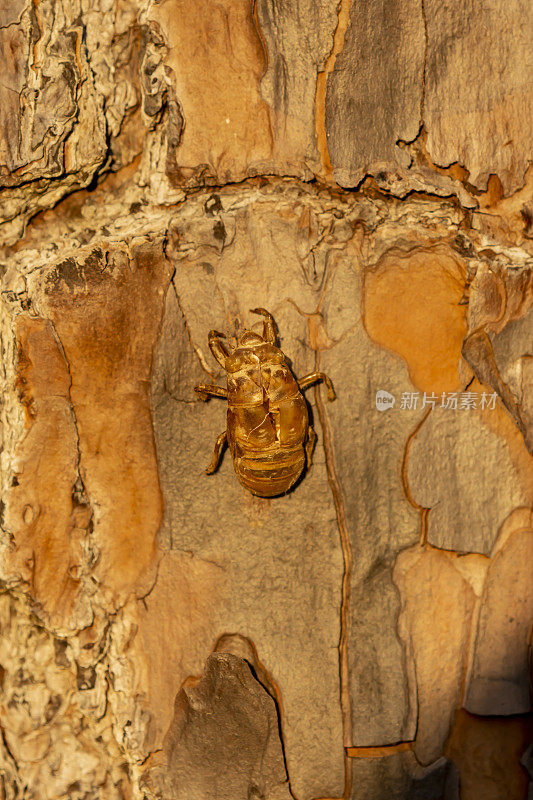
[{"left": 314, "top": 349, "right": 353, "bottom": 800}]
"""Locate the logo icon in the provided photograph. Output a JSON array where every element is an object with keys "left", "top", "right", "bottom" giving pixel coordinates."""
[{"left": 375, "top": 390, "right": 395, "bottom": 411}]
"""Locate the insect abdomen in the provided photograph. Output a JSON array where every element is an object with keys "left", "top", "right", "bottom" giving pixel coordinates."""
[{"left": 234, "top": 447, "right": 306, "bottom": 497}]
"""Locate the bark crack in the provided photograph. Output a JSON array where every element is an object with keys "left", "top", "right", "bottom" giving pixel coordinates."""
[
  {"left": 346, "top": 741, "right": 413, "bottom": 758},
  {"left": 314, "top": 0, "right": 352, "bottom": 182},
  {"left": 419, "top": 0, "right": 428, "bottom": 129},
  {"left": 400, "top": 408, "right": 432, "bottom": 546},
  {"left": 46, "top": 315, "right": 99, "bottom": 598},
  {"left": 313, "top": 348, "right": 353, "bottom": 800},
  {"left": 169, "top": 273, "right": 221, "bottom": 380}
]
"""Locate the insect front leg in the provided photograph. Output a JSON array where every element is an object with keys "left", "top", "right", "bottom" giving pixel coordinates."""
[
  {"left": 205, "top": 431, "right": 227, "bottom": 474},
  {"left": 194, "top": 384, "right": 228, "bottom": 401},
  {"left": 208, "top": 330, "right": 230, "bottom": 367},
  {"left": 250, "top": 308, "right": 277, "bottom": 344},
  {"left": 298, "top": 371, "right": 336, "bottom": 402}
]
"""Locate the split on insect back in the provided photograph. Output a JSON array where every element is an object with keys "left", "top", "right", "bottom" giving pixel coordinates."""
[{"left": 194, "top": 308, "right": 336, "bottom": 498}]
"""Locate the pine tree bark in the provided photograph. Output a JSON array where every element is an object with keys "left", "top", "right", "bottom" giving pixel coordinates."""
[{"left": 0, "top": 2, "right": 531, "bottom": 799}]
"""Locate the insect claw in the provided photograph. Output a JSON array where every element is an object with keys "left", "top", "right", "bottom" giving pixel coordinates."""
[
  {"left": 250, "top": 308, "right": 277, "bottom": 344},
  {"left": 250, "top": 307, "right": 272, "bottom": 318}
]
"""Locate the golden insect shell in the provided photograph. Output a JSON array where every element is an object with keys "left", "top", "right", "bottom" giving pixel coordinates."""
[{"left": 194, "top": 308, "right": 336, "bottom": 498}]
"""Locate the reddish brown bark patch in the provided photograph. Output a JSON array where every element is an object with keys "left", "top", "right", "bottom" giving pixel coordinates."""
[
  {"left": 150, "top": 0, "right": 275, "bottom": 185},
  {"left": 5, "top": 315, "right": 88, "bottom": 623},
  {"left": 446, "top": 710, "right": 533, "bottom": 800},
  {"left": 364, "top": 245, "right": 468, "bottom": 394},
  {"left": 38, "top": 240, "right": 172, "bottom": 604}
]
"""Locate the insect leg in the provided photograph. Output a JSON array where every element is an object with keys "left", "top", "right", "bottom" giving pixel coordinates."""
[
  {"left": 194, "top": 384, "right": 228, "bottom": 401},
  {"left": 305, "top": 426, "right": 317, "bottom": 469},
  {"left": 208, "top": 330, "right": 230, "bottom": 367},
  {"left": 298, "top": 371, "right": 336, "bottom": 401},
  {"left": 250, "top": 308, "right": 277, "bottom": 344},
  {"left": 205, "top": 431, "right": 227, "bottom": 474}
]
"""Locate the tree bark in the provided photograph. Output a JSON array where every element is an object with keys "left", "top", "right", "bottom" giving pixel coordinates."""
[{"left": 0, "top": 1, "right": 532, "bottom": 799}]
